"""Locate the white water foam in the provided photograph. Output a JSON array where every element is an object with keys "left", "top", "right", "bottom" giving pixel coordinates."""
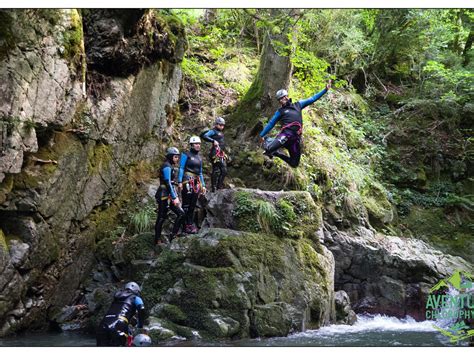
[{"left": 289, "top": 314, "right": 437, "bottom": 339}]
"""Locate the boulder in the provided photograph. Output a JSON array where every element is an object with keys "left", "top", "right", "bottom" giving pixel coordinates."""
[
  {"left": 323, "top": 223, "right": 473, "bottom": 320},
  {"left": 139, "top": 225, "right": 335, "bottom": 339},
  {"left": 334, "top": 290, "right": 357, "bottom": 325}
]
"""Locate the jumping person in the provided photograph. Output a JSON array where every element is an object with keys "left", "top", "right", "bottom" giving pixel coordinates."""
[
  {"left": 178, "top": 136, "right": 206, "bottom": 234},
  {"left": 259, "top": 80, "right": 332, "bottom": 168},
  {"left": 202, "top": 117, "right": 228, "bottom": 192},
  {"left": 154, "top": 147, "right": 185, "bottom": 245},
  {"left": 96, "top": 282, "right": 145, "bottom": 347}
]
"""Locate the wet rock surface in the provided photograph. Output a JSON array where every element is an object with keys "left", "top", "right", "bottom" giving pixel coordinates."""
[
  {"left": 323, "top": 223, "right": 472, "bottom": 321},
  {"left": 0, "top": 9, "right": 184, "bottom": 336}
]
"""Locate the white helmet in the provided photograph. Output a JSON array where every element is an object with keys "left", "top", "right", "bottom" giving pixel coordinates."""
[
  {"left": 276, "top": 89, "right": 288, "bottom": 100},
  {"left": 124, "top": 282, "right": 141, "bottom": 295},
  {"left": 133, "top": 333, "right": 152, "bottom": 346},
  {"left": 215, "top": 117, "right": 225, "bottom": 125},
  {"left": 189, "top": 136, "right": 201, "bottom": 144}
]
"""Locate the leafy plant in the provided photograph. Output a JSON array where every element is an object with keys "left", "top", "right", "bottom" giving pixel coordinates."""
[{"left": 129, "top": 203, "right": 157, "bottom": 234}]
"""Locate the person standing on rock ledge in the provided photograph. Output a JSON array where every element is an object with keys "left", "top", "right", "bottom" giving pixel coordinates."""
[
  {"left": 96, "top": 282, "right": 146, "bottom": 346},
  {"left": 259, "top": 80, "right": 332, "bottom": 168},
  {"left": 154, "top": 147, "right": 186, "bottom": 246},
  {"left": 202, "top": 116, "right": 228, "bottom": 192},
  {"left": 178, "top": 136, "right": 207, "bottom": 234}
]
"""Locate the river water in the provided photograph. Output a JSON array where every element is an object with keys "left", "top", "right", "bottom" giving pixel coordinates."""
[{"left": 0, "top": 314, "right": 469, "bottom": 347}]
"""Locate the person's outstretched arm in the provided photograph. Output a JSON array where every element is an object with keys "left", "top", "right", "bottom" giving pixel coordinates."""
[
  {"left": 298, "top": 87, "right": 328, "bottom": 109},
  {"left": 259, "top": 111, "right": 282, "bottom": 137},
  {"left": 178, "top": 153, "right": 187, "bottom": 183}
]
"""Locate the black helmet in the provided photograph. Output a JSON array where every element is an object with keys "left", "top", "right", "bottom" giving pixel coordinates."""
[
  {"left": 166, "top": 147, "right": 180, "bottom": 158},
  {"left": 215, "top": 117, "right": 225, "bottom": 125},
  {"left": 125, "top": 281, "right": 141, "bottom": 295}
]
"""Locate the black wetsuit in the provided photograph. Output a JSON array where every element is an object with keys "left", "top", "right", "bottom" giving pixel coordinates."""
[
  {"left": 154, "top": 160, "right": 185, "bottom": 244},
  {"left": 202, "top": 127, "right": 227, "bottom": 192},
  {"left": 96, "top": 290, "right": 145, "bottom": 346},
  {"left": 178, "top": 149, "right": 205, "bottom": 230},
  {"left": 260, "top": 88, "right": 328, "bottom": 168}
]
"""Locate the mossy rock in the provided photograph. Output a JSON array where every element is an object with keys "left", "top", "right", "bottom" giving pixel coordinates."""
[
  {"left": 140, "top": 228, "right": 334, "bottom": 339},
  {"left": 0, "top": 228, "right": 8, "bottom": 252},
  {"left": 230, "top": 189, "right": 322, "bottom": 239},
  {"left": 401, "top": 206, "right": 473, "bottom": 263},
  {"left": 87, "top": 143, "right": 112, "bottom": 175}
]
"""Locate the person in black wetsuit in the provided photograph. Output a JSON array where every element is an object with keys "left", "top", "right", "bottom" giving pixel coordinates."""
[
  {"left": 154, "top": 147, "right": 185, "bottom": 245},
  {"left": 96, "top": 282, "right": 146, "bottom": 347},
  {"left": 202, "top": 117, "right": 228, "bottom": 192},
  {"left": 259, "top": 80, "right": 332, "bottom": 168},
  {"left": 178, "top": 136, "right": 207, "bottom": 234}
]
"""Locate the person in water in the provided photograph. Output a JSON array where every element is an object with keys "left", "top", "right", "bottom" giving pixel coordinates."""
[
  {"left": 202, "top": 117, "right": 228, "bottom": 192},
  {"left": 154, "top": 147, "right": 186, "bottom": 245},
  {"left": 178, "top": 136, "right": 206, "bottom": 234},
  {"left": 96, "top": 282, "right": 146, "bottom": 346},
  {"left": 259, "top": 80, "right": 332, "bottom": 168}
]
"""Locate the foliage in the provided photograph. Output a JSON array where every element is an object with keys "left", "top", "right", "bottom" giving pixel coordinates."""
[
  {"left": 129, "top": 202, "right": 157, "bottom": 234},
  {"left": 176, "top": 8, "right": 472, "bottom": 239}
]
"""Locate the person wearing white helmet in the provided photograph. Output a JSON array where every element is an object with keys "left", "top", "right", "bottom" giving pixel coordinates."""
[
  {"left": 202, "top": 117, "right": 228, "bottom": 192},
  {"left": 154, "top": 147, "right": 186, "bottom": 246},
  {"left": 132, "top": 333, "right": 152, "bottom": 346},
  {"left": 177, "top": 136, "right": 206, "bottom": 234},
  {"left": 259, "top": 80, "right": 332, "bottom": 168},
  {"left": 96, "top": 282, "right": 146, "bottom": 346}
]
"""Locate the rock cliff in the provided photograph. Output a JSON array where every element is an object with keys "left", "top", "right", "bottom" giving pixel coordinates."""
[{"left": 0, "top": 9, "right": 185, "bottom": 335}]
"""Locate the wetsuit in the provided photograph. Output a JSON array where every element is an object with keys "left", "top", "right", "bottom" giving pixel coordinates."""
[
  {"left": 96, "top": 290, "right": 145, "bottom": 346},
  {"left": 154, "top": 160, "right": 185, "bottom": 244},
  {"left": 202, "top": 127, "right": 227, "bottom": 192},
  {"left": 260, "top": 87, "right": 328, "bottom": 168},
  {"left": 178, "top": 149, "right": 206, "bottom": 232}
]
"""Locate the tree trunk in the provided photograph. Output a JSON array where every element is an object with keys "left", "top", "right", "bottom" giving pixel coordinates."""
[
  {"left": 233, "top": 32, "right": 292, "bottom": 128},
  {"left": 462, "top": 29, "right": 473, "bottom": 66},
  {"left": 203, "top": 9, "right": 217, "bottom": 25}
]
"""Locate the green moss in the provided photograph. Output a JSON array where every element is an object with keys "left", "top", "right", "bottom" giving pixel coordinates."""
[
  {"left": 231, "top": 64, "right": 264, "bottom": 124},
  {"left": 122, "top": 232, "right": 154, "bottom": 262},
  {"left": 232, "top": 191, "right": 261, "bottom": 232},
  {"left": 232, "top": 191, "right": 322, "bottom": 239},
  {"left": 87, "top": 143, "right": 112, "bottom": 174},
  {"left": 361, "top": 181, "right": 394, "bottom": 228},
  {"left": 158, "top": 304, "right": 187, "bottom": 324},
  {"left": 401, "top": 206, "right": 473, "bottom": 262},
  {"left": 141, "top": 249, "right": 186, "bottom": 304},
  {"left": 0, "top": 229, "right": 8, "bottom": 252},
  {"left": 295, "top": 239, "right": 327, "bottom": 286},
  {"left": 62, "top": 9, "right": 84, "bottom": 68}
]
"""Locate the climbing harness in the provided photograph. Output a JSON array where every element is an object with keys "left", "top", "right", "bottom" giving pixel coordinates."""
[
  {"left": 212, "top": 146, "right": 228, "bottom": 164},
  {"left": 280, "top": 121, "right": 303, "bottom": 135},
  {"left": 184, "top": 173, "right": 202, "bottom": 194}
]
